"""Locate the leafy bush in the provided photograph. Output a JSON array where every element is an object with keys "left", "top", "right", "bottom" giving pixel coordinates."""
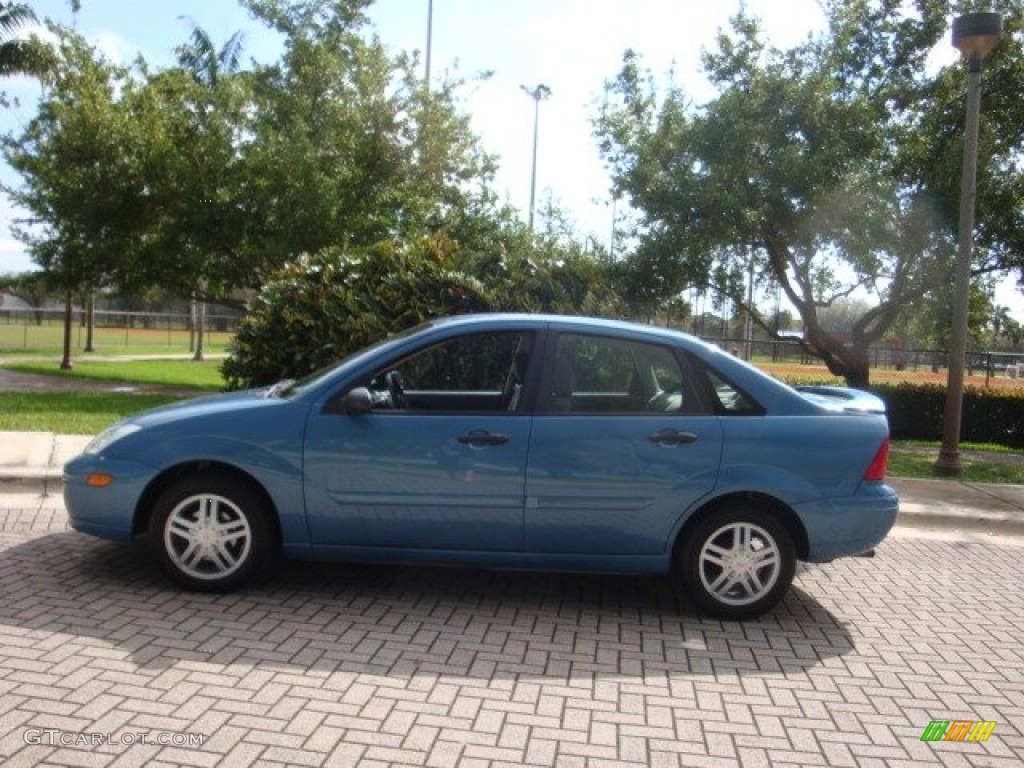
[
  {"left": 776, "top": 378, "right": 1024, "bottom": 448},
  {"left": 222, "top": 237, "right": 490, "bottom": 389},
  {"left": 222, "top": 234, "right": 625, "bottom": 389},
  {"left": 872, "top": 382, "right": 1024, "bottom": 448}
]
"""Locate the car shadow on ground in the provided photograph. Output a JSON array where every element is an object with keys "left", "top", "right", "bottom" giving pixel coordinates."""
[{"left": 0, "top": 531, "right": 854, "bottom": 680}]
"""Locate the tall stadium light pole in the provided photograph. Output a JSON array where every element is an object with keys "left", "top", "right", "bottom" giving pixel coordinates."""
[
  {"left": 934, "top": 12, "right": 1002, "bottom": 476},
  {"left": 424, "top": 0, "right": 433, "bottom": 87},
  {"left": 521, "top": 84, "right": 551, "bottom": 230}
]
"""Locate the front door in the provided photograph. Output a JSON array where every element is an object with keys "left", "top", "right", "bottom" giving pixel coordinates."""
[{"left": 304, "top": 331, "right": 535, "bottom": 552}]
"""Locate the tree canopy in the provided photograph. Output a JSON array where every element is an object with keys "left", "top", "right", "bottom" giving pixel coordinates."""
[
  {"left": 2, "top": 27, "right": 146, "bottom": 298},
  {"left": 0, "top": 1, "right": 53, "bottom": 80},
  {"left": 595, "top": 0, "right": 1023, "bottom": 387},
  {"left": 2, "top": 0, "right": 517, "bottom": 308}
]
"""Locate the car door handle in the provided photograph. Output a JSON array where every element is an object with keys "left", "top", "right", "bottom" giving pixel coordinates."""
[
  {"left": 458, "top": 431, "right": 510, "bottom": 446},
  {"left": 648, "top": 429, "right": 698, "bottom": 445}
]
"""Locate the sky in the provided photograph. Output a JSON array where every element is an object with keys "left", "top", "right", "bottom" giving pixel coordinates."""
[{"left": 1, "top": 0, "right": 1021, "bottom": 320}]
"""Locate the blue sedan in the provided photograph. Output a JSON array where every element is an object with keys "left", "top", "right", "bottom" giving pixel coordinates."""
[{"left": 64, "top": 314, "right": 897, "bottom": 620}]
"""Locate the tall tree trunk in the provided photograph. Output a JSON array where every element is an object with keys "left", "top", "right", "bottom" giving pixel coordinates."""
[
  {"left": 60, "top": 288, "right": 73, "bottom": 370},
  {"left": 193, "top": 299, "right": 205, "bottom": 362},
  {"left": 84, "top": 290, "right": 96, "bottom": 352}
]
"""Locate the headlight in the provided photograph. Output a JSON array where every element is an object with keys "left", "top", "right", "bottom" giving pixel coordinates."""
[{"left": 85, "top": 423, "right": 142, "bottom": 455}]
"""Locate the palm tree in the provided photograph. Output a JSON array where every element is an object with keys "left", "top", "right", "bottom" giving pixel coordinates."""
[
  {"left": 0, "top": 2, "right": 51, "bottom": 78},
  {"left": 174, "top": 18, "right": 244, "bottom": 87},
  {"left": 174, "top": 18, "right": 245, "bottom": 360}
]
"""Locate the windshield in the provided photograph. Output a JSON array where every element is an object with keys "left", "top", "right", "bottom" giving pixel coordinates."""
[{"left": 276, "top": 321, "right": 436, "bottom": 398}]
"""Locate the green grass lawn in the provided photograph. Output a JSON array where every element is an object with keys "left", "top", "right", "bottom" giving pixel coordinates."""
[
  {"left": 3, "top": 359, "right": 226, "bottom": 391},
  {"left": 0, "top": 391, "right": 187, "bottom": 434},
  {"left": 0, "top": 323, "right": 234, "bottom": 355},
  {"left": 888, "top": 442, "right": 1024, "bottom": 483},
  {"left": 0, "top": 358, "right": 224, "bottom": 433}
]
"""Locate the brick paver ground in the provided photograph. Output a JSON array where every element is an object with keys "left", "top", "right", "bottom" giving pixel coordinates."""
[{"left": 0, "top": 502, "right": 1021, "bottom": 767}]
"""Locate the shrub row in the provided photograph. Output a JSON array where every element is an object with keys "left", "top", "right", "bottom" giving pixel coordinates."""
[{"left": 870, "top": 382, "right": 1024, "bottom": 449}]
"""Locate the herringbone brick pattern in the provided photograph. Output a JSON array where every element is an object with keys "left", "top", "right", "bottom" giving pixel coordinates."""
[{"left": 0, "top": 505, "right": 1021, "bottom": 767}]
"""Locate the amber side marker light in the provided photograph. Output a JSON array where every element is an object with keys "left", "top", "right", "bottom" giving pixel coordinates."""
[{"left": 86, "top": 473, "right": 114, "bottom": 488}]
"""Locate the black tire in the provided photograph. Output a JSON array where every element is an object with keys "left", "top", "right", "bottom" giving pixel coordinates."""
[
  {"left": 674, "top": 505, "right": 796, "bottom": 620},
  {"left": 148, "top": 473, "right": 273, "bottom": 592}
]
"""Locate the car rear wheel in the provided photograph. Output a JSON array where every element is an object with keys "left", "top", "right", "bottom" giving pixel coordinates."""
[
  {"left": 676, "top": 506, "right": 796, "bottom": 620},
  {"left": 149, "top": 474, "right": 273, "bottom": 592}
]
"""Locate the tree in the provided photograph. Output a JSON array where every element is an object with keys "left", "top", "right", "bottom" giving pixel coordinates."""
[
  {"left": 993, "top": 311, "right": 1022, "bottom": 349},
  {"left": 2, "top": 26, "right": 150, "bottom": 366},
  {"left": 175, "top": 18, "right": 244, "bottom": 87},
  {"left": 0, "top": 1, "right": 52, "bottom": 80},
  {"left": 239, "top": 0, "right": 498, "bottom": 275},
  {"left": 0, "top": 269, "right": 52, "bottom": 323},
  {"left": 892, "top": 279, "right": 995, "bottom": 352},
  {"left": 4, "top": 0, "right": 612, "bottom": 364},
  {"left": 172, "top": 20, "right": 247, "bottom": 361},
  {"left": 595, "top": 0, "right": 1023, "bottom": 387}
]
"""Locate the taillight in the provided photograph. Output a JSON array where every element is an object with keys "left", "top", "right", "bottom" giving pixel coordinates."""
[{"left": 863, "top": 438, "right": 889, "bottom": 481}]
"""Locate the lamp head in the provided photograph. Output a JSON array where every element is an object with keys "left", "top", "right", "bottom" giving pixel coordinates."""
[{"left": 952, "top": 12, "right": 1003, "bottom": 61}]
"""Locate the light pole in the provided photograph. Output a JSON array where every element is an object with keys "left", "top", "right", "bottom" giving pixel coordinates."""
[
  {"left": 424, "top": 0, "right": 433, "bottom": 87},
  {"left": 934, "top": 12, "right": 1002, "bottom": 476},
  {"left": 521, "top": 83, "right": 551, "bottom": 230}
]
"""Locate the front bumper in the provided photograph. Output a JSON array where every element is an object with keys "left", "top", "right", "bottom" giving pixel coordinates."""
[{"left": 63, "top": 454, "right": 160, "bottom": 541}]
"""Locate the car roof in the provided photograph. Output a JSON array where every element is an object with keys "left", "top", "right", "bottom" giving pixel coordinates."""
[{"left": 431, "top": 312, "right": 698, "bottom": 342}]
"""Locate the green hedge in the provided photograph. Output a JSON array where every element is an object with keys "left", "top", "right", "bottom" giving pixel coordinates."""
[{"left": 870, "top": 383, "right": 1024, "bottom": 448}]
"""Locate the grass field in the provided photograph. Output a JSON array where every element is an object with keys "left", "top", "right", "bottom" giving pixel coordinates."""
[
  {"left": 888, "top": 443, "right": 1024, "bottom": 483},
  {"left": 0, "top": 391, "right": 184, "bottom": 434},
  {"left": 4, "top": 359, "right": 226, "bottom": 391},
  {"left": 0, "top": 322, "right": 234, "bottom": 355}
]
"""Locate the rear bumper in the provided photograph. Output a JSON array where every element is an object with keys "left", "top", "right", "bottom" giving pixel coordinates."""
[{"left": 798, "top": 482, "right": 899, "bottom": 562}]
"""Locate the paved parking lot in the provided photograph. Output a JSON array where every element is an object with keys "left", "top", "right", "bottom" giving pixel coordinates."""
[{"left": 1, "top": 501, "right": 1022, "bottom": 767}]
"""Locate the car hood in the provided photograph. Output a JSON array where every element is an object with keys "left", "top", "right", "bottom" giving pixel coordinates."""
[
  {"left": 793, "top": 385, "right": 887, "bottom": 415},
  {"left": 127, "top": 388, "right": 285, "bottom": 428}
]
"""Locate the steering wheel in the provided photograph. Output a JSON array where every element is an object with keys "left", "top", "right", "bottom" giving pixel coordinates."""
[{"left": 385, "top": 370, "right": 407, "bottom": 409}]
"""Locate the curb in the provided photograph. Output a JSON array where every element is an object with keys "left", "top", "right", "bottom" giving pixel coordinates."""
[
  {"left": 0, "top": 473, "right": 65, "bottom": 498},
  {"left": 894, "top": 505, "right": 1024, "bottom": 534}
]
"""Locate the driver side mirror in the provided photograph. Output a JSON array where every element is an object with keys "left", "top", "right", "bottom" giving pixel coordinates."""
[{"left": 343, "top": 387, "right": 374, "bottom": 415}]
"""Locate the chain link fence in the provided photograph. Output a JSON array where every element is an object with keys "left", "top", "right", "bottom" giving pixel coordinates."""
[
  {"left": 703, "top": 335, "right": 1024, "bottom": 386},
  {"left": 0, "top": 307, "right": 242, "bottom": 353}
]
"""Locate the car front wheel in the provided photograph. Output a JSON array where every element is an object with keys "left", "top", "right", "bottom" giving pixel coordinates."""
[
  {"left": 676, "top": 506, "right": 796, "bottom": 620},
  {"left": 149, "top": 474, "right": 273, "bottom": 592}
]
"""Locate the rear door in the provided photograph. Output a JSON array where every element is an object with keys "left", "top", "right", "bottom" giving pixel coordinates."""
[{"left": 524, "top": 331, "right": 722, "bottom": 555}]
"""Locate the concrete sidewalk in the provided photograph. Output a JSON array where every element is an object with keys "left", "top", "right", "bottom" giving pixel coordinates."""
[
  {"left": 2, "top": 431, "right": 1023, "bottom": 533},
  {"left": 0, "top": 431, "right": 92, "bottom": 484}
]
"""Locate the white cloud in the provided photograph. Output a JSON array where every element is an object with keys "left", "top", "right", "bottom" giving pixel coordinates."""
[
  {"left": 0, "top": 237, "right": 34, "bottom": 275},
  {"left": 385, "top": 0, "right": 827, "bottom": 240}
]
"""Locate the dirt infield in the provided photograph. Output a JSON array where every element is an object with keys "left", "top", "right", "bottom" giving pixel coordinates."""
[{"left": 758, "top": 360, "right": 1024, "bottom": 391}]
